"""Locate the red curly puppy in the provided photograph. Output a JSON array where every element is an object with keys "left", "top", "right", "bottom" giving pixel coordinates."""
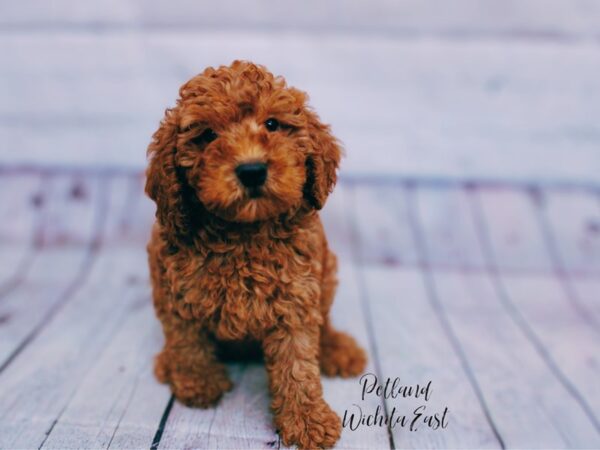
[{"left": 145, "top": 60, "right": 367, "bottom": 449}]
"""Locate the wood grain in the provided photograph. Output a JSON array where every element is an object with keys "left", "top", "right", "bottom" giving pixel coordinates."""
[
  {"left": 361, "top": 267, "right": 501, "bottom": 449},
  {"left": 413, "top": 186, "right": 486, "bottom": 269},
  {"left": 1, "top": 34, "right": 600, "bottom": 183},
  {"left": 535, "top": 189, "right": 600, "bottom": 275},
  {"left": 320, "top": 184, "right": 354, "bottom": 261},
  {"left": 2, "top": 0, "right": 600, "bottom": 39},
  {"left": 570, "top": 278, "right": 600, "bottom": 327},
  {"left": 41, "top": 286, "right": 164, "bottom": 449},
  {"left": 469, "top": 185, "right": 600, "bottom": 445},
  {"left": 430, "top": 270, "right": 600, "bottom": 448},
  {"left": 0, "top": 175, "right": 103, "bottom": 371},
  {"left": 320, "top": 262, "right": 391, "bottom": 449},
  {"left": 501, "top": 275, "right": 600, "bottom": 423},
  {"left": 0, "top": 177, "right": 141, "bottom": 448},
  {"left": 0, "top": 173, "right": 599, "bottom": 448},
  {"left": 353, "top": 185, "right": 501, "bottom": 448},
  {"left": 352, "top": 184, "right": 419, "bottom": 266},
  {"left": 473, "top": 189, "right": 553, "bottom": 273},
  {"left": 0, "top": 174, "right": 45, "bottom": 296}
]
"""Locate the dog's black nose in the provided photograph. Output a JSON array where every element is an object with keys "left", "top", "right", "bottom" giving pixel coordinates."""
[{"left": 235, "top": 163, "right": 268, "bottom": 188}]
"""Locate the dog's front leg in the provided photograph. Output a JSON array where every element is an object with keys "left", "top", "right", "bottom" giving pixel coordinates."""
[
  {"left": 263, "top": 323, "right": 342, "bottom": 449},
  {"left": 155, "top": 317, "right": 232, "bottom": 408}
]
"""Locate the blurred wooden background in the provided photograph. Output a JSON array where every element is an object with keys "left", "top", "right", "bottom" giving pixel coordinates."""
[
  {"left": 0, "top": 2, "right": 599, "bottom": 449},
  {"left": 1, "top": 0, "right": 600, "bottom": 183}
]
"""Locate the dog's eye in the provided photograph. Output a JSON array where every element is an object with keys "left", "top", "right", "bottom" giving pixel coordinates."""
[
  {"left": 264, "top": 118, "right": 279, "bottom": 132},
  {"left": 201, "top": 128, "right": 218, "bottom": 143},
  {"left": 192, "top": 128, "right": 218, "bottom": 146}
]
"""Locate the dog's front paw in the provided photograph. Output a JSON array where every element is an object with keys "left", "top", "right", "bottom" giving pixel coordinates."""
[
  {"left": 320, "top": 331, "right": 367, "bottom": 378},
  {"left": 170, "top": 369, "right": 232, "bottom": 408},
  {"left": 154, "top": 350, "right": 233, "bottom": 408},
  {"left": 276, "top": 399, "right": 341, "bottom": 449}
]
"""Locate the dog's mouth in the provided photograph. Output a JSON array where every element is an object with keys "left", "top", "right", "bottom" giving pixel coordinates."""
[
  {"left": 195, "top": 163, "right": 304, "bottom": 223},
  {"left": 246, "top": 187, "right": 263, "bottom": 199}
]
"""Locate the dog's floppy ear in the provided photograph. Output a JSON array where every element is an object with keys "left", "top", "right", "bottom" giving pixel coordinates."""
[
  {"left": 145, "top": 107, "right": 194, "bottom": 245},
  {"left": 303, "top": 110, "right": 342, "bottom": 210}
]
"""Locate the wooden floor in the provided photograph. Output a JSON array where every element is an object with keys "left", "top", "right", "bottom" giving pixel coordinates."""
[{"left": 0, "top": 169, "right": 598, "bottom": 449}]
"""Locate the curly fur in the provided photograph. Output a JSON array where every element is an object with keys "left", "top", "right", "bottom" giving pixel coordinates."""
[{"left": 145, "top": 61, "right": 367, "bottom": 449}]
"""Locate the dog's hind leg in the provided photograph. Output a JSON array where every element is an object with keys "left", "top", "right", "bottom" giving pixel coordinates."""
[{"left": 318, "top": 249, "right": 367, "bottom": 377}]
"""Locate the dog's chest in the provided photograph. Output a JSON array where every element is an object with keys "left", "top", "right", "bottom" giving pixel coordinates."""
[{"left": 174, "top": 234, "right": 322, "bottom": 340}]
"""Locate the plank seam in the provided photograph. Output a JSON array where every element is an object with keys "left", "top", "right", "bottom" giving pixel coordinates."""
[
  {"left": 2, "top": 165, "right": 600, "bottom": 192},
  {"left": 347, "top": 184, "right": 395, "bottom": 450},
  {"left": 150, "top": 395, "right": 175, "bottom": 450},
  {"left": 405, "top": 184, "right": 506, "bottom": 449},
  {"left": 39, "top": 296, "right": 156, "bottom": 449},
  {"left": 357, "top": 260, "right": 600, "bottom": 279},
  {"left": 106, "top": 360, "right": 150, "bottom": 449},
  {"left": 468, "top": 187, "right": 600, "bottom": 435},
  {"left": 0, "top": 22, "right": 599, "bottom": 44},
  {"left": 529, "top": 188, "right": 600, "bottom": 333}
]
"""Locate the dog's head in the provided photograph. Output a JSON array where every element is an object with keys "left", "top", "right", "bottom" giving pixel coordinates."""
[{"left": 145, "top": 61, "right": 341, "bottom": 242}]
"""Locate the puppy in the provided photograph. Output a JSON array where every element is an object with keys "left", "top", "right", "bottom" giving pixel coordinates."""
[{"left": 145, "top": 60, "right": 367, "bottom": 449}]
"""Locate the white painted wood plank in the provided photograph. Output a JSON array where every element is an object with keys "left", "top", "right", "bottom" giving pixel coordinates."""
[
  {"left": 0, "top": 177, "right": 148, "bottom": 448},
  {"left": 363, "top": 267, "right": 500, "bottom": 449},
  {"left": 501, "top": 274, "right": 600, "bottom": 422},
  {"left": 354, "top": 185, "right": 500, "bottom": 447},
  {"left": 102, "top": 174, "right": 140, "bottom": 243},
  {"left": 41, "top": 267, "right": 164, "bottom": 449},
  {"left": 413, "top": 184, "right": 600, "bottom": 445},
  {"left": 198, "top": 365, "right": 279, "bottom": 450},
  {"left": 538, "top": 190, "right": 600, "bottom": 275},
  {"left": 475, "top": 189, "right": 553, "bottom": 272},
  {"left": 321, "top": 183, "right": 353, "bottom": 261},
  {"left": 475, "top": 187, "right": 600, "bottom": 331},
  {"left": 107, "top": 361, "right": 172, "bottom": 449},
  {"left": 1, "top": 35, "right": 600, "bottom": 183},
  {"left": 2, "top": 0, "right": 600, "bottom": 39},
  {"left": 0, "top": 245, "right": 152, "bottom": 448},
  {"left": 321, "top": 262, "right": 390, "bottom": 449},
  {"left": 414, "top": 187, "right": 486, "bottom": 269},
  {"left": 107, "top": 174, "right": 154, "bottom": 246},
  {"left": 40, "top": 175, "right": 102, "bottom": 245},
  {"left": 97, "top": 173, "right": 154, "bottom": 248},
  {"left": 0, "top": 174, "right": 42, "bottom": 242},
  {"left": 0, "top": 176, "right": 102, "bottom": 367},
  {"left": 0, "top": 247, "right": 91, "bottom": 365},
  {"left": 158, "top": 363, "right": 276, "bottom": 450},
  {"left": 0, "top": 175, "right": 43, "bottom": 287},
  {"left": 432, "top": 271, "right": 600, "bottom": 448},
  {"left": 353, "top": 185, "right": 419, "bottom": 266},
  {"left": 32, "top": 175, "right": 161, "bottom": 449},
  {"left": 571, "top": 278, "right": 600, "bottom": 326}
]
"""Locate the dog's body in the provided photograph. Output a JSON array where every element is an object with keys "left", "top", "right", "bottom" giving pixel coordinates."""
[{"left": 146, "top": 61, "right": 366, "bottom": 449}]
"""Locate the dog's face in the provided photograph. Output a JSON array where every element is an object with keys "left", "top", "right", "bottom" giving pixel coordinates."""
[
  {"left": 146, "top": 61, "right": 341, "bottom": 238},
  {"left": 176, "top": 66, "right": 310, "bottom": 223}
]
